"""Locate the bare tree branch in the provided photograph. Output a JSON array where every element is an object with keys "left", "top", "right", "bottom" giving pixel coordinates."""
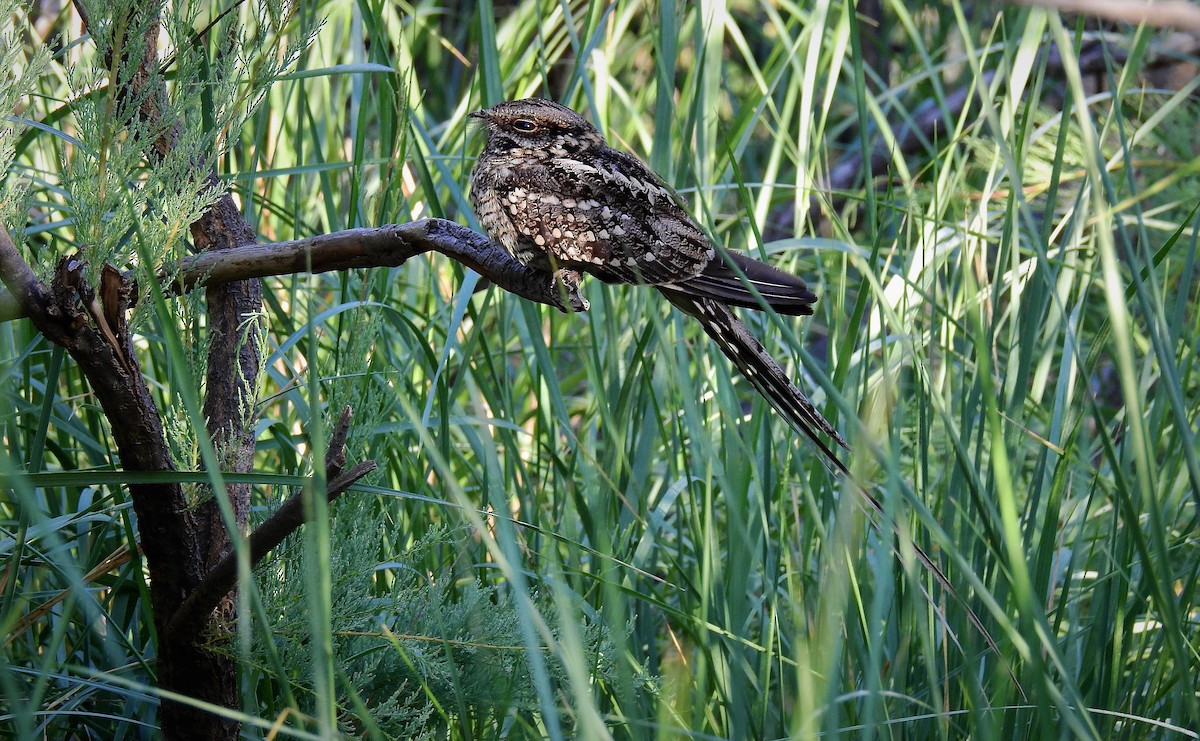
[
  {"left": 0, "top": 227, "right": 205, "bottom": 682},
  {"left": 0, "top": 228, "right": 59, "bottom": 334},
  {"left": 1010, "top": 0, "right": 1200, "bottom": 32},
  {"left": 172, "top": 218, "right": 589, "bottom": 311},
  {"left": 5, "top": 4, "right": 581, "bottom": 739},
  {"left": 812, "top": 31, "right": 1191, "bottom": 226},
  {"left": 167, "top": 407, "right": 376, "bottom": 642},
  {"left": 192, "top": 179, "right": 262, "bottom": 574},
  {"left": 65, "top": 2, "right": 255, "bottom": 736},
  {"left": 1, "top": 219, "right": 591, "bottom": 323}
]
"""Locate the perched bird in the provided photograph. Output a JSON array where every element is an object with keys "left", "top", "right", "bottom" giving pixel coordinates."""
[
  {"left": 469, "top": 98, "right": 848, "bottom": 473},
  {"left": 468, "top": 103, "right": 1020, "bottom": 681}
]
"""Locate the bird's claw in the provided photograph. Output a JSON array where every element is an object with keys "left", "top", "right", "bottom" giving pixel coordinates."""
[{"left": 554, "top": 268, "right": 589, "bottom": 313}]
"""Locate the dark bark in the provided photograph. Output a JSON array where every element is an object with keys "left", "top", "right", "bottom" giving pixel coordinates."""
[
  {"left": 811, "top": 30, "right": 1198, "bottom": 230},
  {"left": 0, "top": 232, "right": 223, "bottom": 739},
  {"left": 2, "top": 214, "right": 583, "bottom": 741},
  {"left": 59, "top": 3, "right": 254, "bottom": 737},
  {"left": 1, "top": 219, "right": 591, "bottom": 323},
  {"left": 3, "top": 214, "right": 573, "bottom": 737},
  {"left": 183, "top": 178, "right": 264, "bottom": 741},
  {"left": 170, "top": 219, "right": 590, "bottom": 311},
  {"left": 98, "top": 3, "right": 256, "bottom": 735},
  {"left": 168, "top": 408, "right": 376, "bottom": 640},
  {"left": 3, "top": 4, "right": 564, "bottom": 737}
]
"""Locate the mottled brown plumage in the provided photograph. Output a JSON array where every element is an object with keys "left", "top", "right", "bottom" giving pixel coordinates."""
[{"left": 469, "top": 98, "right": 849, "bottom": 471}]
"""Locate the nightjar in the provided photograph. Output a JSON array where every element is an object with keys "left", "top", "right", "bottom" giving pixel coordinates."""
[{"left": 469, "top": 98, "right": 848, "bottom": 472}]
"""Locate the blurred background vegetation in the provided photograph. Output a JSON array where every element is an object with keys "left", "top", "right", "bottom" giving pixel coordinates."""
[{"left": 3, "top": 0, "right": 1199, "bottom": 738}]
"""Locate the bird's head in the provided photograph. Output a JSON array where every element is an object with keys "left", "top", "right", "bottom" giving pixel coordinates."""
[{"left": 469, "top": 98, "right": 604, "bottom": 154}]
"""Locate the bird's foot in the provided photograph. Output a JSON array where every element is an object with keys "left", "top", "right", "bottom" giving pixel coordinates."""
[{"left": 554, "top": 268, "right": 589, "bottom": 313}]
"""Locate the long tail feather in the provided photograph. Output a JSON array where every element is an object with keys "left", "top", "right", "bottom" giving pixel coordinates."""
[
  {"left": 659, "top": 287, "right": 1023, "bottom": 696},
  {"left": 659, "top": 288, "right": 849, "bottom": 474}
]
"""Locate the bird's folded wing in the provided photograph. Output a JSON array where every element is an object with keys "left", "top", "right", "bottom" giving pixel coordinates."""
[{"left": 672, "top": 249, "right": 817, "bottom": 316}]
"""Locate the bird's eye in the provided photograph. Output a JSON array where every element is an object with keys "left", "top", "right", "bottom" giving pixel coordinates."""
[{"left": 512, "top": 119, "right": 538, "bottom": 132}]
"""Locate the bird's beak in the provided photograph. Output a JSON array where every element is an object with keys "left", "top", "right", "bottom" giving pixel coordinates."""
[{"left": 468, "top": 109, "right": 489, "bottom": 121}]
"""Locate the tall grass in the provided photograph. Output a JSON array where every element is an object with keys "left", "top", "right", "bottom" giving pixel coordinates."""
[{"left": 3, "top": 0, "right": 1198, "bottom": 738}]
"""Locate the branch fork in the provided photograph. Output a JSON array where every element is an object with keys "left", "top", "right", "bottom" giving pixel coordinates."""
[{"left": 167, "top": 406, "right": 376, "bottom": 641}]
